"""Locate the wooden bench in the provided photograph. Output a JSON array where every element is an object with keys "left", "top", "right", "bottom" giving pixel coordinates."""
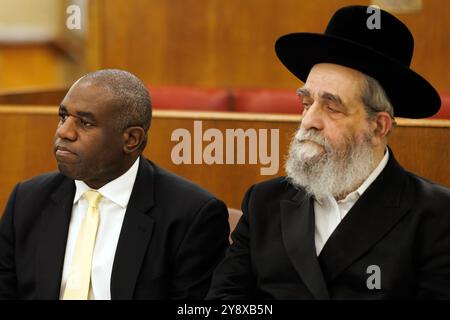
[{"left": 0, "top": 106, "right": 449, "bottom": 214}]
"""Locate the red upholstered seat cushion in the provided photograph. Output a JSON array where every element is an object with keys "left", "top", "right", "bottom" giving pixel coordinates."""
[
  {"left": 148, "top": 85, "right": 230, "bottom": 111},
  {"left": 232, "top": 88, "right": 303, "bottom": 114},
  {"left": 430, "top": 93, "right": 450, "bottom": 119}
]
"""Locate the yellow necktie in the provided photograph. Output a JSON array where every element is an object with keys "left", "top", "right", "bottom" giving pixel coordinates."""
[{"left": 63, "top": 190, "right": 102, "bottom": 300}]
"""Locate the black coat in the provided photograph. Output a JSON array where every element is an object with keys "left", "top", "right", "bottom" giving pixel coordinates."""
[
  {"left": 0, "top": 157, "right": 230, "bottom": 299},
  {"left": 207, "top": 152, "right": 450, "bottom": 299}
]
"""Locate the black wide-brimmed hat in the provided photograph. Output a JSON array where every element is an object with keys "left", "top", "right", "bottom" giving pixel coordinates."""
[{"left": 275, "top": 5, "right": 441, "bottom": 118}]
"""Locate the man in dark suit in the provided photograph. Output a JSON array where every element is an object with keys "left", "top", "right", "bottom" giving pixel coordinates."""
[
  {"left": 0, "top": 69, "right": 229, "bottom": 299},
  {"left": 207, "top": 6, "right": 450, "bottom": 299}
]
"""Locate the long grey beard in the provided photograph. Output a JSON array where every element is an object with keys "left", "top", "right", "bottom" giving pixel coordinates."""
[{"left": 285, "top": 127, "right": 376, "bottom": 201}]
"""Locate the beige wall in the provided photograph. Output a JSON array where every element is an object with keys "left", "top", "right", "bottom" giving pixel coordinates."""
[{"left": 0, "top": 0, "right": 60, "bottom": 41}]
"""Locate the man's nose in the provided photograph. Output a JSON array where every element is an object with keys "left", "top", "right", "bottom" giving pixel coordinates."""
[
  {"left": 56, "top": 116, "right": 77, "bottom": 141},
  {"left": 300, "top": 103, "right": 324, "bottom": 131}
]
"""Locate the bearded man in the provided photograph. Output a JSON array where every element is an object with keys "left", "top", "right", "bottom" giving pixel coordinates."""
[{"left": 207, "top": 5, "right": 450, "bottom": 299}]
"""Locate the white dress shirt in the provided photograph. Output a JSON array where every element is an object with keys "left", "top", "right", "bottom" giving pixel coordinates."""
[
  {"left": 59, "top": 157, "right": 140, "bottom": 300},
  {"left": 314, "top": 150, "right": 389, "bottom": 255}
]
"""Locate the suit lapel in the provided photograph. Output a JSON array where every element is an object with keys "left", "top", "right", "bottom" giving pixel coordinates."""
[
  {"left": 281, "top": 190, "right": 330, "bottom": 299},
  {"left": 110, "top": 157, "right": 155, "bottom": 299},
  {"left": 36, "top": 177, "right": 75, "bottom": 299},
  {"left": 318, "top": 153, "right": 411, "bottom": 283}
]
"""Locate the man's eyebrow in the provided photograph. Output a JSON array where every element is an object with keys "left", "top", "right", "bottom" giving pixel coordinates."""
[
  {"left": 296, "top": 88, "right": 346, "bottom": 109},
  {"left": 76, "top": 111, "right": 96, "bottom": 122},
  {"left": 296, "top": 87, "right": 311, "bottom": 97},
  {"left": 58, "top": 105, "right": 96, "bottom": 122},
  {"left": 320, "top": 91, "right": 344, "bottom": 106}
]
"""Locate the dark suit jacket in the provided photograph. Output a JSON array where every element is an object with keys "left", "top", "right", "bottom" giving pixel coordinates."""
[
  {"left": 0, "top": 157, "right": 230, "bottom": 300},
  {"left": 207, "top": 152, "right": 450, "bottom": 299}
]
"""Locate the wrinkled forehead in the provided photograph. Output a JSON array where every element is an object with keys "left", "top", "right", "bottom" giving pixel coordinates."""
[{"left": 302, "top": 63, "right": 367, "bottom": 102}]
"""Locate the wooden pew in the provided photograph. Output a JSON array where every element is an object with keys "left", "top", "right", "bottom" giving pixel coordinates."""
[{"left": 0, "top": 106, "right": 449, "bottom": 214}]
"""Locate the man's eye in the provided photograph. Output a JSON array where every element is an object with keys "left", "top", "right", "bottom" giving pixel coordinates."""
[
  {"left": 303, "top": 102, "right": 312, "bottom": 110},
  {"left": 81, "top": 120, "right": 93, "bottom": 128},
  {"left": 326, "top": 106, "right": 338, "bottom": 113},
  {"left": 59, "top": 113, "right": 68, "bottom": 122}
]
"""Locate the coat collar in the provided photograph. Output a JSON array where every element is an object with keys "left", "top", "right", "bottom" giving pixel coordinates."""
[
  {"left": 110, "top": 156, "right": 155, "bottom": 299},
  {"left": 317, "top": 151, "right": 411, "bottom": 283},
  {"left": 36, "top": 176, "right": 75, "bottom": 299},
  {"left": 280, "top": 150, "right": 411, "bottom": 298},
  {"left": 36, "top": 156, "right": 156, "bottom": 300},
  {"left": 281, "top": 190, "right": 330, "bottom": 299}
]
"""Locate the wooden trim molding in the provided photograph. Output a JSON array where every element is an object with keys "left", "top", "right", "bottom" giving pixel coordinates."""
[{"left": 0, "top": 106, "right": 449, "bottom": 128}]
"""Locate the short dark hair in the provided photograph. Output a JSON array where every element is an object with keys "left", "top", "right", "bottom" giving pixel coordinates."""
[{"left": 80, "top": 69, "right": 152, "bottom": 133}]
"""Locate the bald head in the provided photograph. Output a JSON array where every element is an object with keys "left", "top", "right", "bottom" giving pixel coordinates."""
[{"left": 78, "top": 69, "right": 152, "bottom": 133}]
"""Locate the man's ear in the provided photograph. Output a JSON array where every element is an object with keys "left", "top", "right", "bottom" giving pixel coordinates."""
[
  {"left": 375, "top": 112, "right": 393, "bottom": 137},
  {"left": 122, "top": 126, "right": 146, "bottom": 154},
  {"left": 372, "top": 111, "right": 393, "bottom": 143}
]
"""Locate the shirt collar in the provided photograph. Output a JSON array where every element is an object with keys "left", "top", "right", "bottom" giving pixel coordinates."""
[{"left": 73, "top": 157, "right": 140, "bottom": 208}]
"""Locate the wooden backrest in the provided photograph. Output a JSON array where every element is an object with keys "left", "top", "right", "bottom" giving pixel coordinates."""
[{"left": 0, "top": 107, "right": 449, "bottom": 214}]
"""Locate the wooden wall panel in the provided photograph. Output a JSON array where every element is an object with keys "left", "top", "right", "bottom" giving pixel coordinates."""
[
  {"left": 0, "top": 107, "right": 449, "bottom": 215},
  {"left": 97, "top": 0, "right": 450, "bottom": 92},
  {"left": 0, "top": 86, "right": 68, "bottom": 105},
  {"left": 0, "top": 0, "right": 93, "bottom": 91},
  {"left": 398, "top": 1, "right": 450, "bottom": 94},
  {"left": 0, "top": 45, "right": 64, "bottom": 89}
]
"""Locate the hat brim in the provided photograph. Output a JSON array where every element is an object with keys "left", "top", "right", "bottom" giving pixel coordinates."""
[{"left": 275, "top": 33, "right": 441, "bottom": 118}]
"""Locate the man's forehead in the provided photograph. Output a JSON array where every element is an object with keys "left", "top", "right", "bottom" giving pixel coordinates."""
[
  {"left": 63, "top": 79, "right": 116, "bottom": 111},
  {"left": 69, "top": 78, "right": 113, "bottom": 95},
  {"left": 302, "top": 63, "right": 366, "bottom": 99},
  {"left": 308, "top": 63, "right": 366, "bottom": 82}
]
